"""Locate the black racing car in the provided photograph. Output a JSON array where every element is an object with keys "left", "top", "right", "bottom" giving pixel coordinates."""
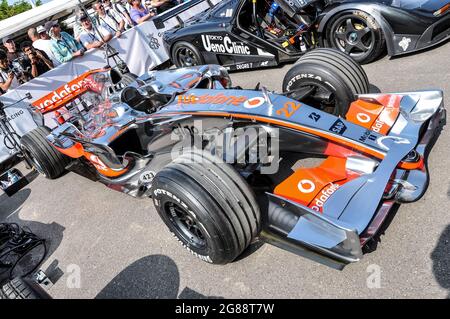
[{"left": 162, "top": 0, "right": 450, "bottom": 70}]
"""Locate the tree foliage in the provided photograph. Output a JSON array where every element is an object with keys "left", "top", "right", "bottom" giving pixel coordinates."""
[{"left": 0, "top": 0, "right": 42, "bottom": 21}]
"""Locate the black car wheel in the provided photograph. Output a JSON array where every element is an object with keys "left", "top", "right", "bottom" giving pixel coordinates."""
[
  {"left": 325, "top": 11, "right": 385, "bottom": 64},
  {"left": 151, "top": 152, "right": 261, "bottom": 264},
  {"left": 283, "top": 48, "right": 370, "bottom": 116},
  {"left": 20, "top": 126, "right": 70, "bottom": 179},
  {"left": 172, "top": 42, "right": 204, "bottom": 67},
  {"left": 165, "top": 201, "right": 207, "bottom": 250}
]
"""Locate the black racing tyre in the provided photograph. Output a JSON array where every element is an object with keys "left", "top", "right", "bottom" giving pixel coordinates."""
[
  {"left": 0, "top": 278, "right": 51, "bottom": 299},
  {"left": 20, "top": 126, "right": 70, "bottom": 179},
  {"left": 324, "top": 10, "right": 386, "bottom": 64},
  {"left": 283, "top": 48, "right": 369, "bottom": 116},
  {"left": 151, "top": 152, "right": 261, "bottom": 264},
  {"left": 171, "top": 41, "right": 204, "bottom": 68}
]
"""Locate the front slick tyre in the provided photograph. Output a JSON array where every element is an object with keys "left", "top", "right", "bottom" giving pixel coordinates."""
[
  {"left": 20, "top": 126, "right": 70, "bottom": 179},
  {"left": 151, "top": 152, "right": 261, "bottom": 264},
  {"left": 283, "top": 48, "right": 369, "bottom": 116}
]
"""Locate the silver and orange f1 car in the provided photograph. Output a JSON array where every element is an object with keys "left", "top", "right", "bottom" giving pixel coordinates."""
[{"left": 20, "top": 49, "right": 445, "bottom": 268}]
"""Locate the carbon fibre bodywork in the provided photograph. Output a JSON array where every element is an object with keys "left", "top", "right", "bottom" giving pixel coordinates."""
[
  {"left": 319, "top": 0, "right": 450, "bottom": 56},
  {"left": 161, "top": 0, "right": 450, "bottom": 70},
  {"left": 43, "top": 65, "right": 445, "bottom": 268}
]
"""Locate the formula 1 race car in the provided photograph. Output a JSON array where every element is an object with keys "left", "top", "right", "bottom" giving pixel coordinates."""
[
  {"left": 19, "top": 50, "right": 445, "bottom": 268},
  {"left": 163, "top": 0, "right": 450, "bottom": 70}
]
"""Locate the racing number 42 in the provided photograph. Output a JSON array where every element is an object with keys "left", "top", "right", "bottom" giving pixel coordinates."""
[{"left": 277, "top": 101, "right": 301, "bottom": 118}]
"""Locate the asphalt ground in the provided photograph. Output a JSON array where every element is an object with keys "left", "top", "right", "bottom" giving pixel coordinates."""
[{"left": 1, "top": 43, "right": 449, "bottom": 299}]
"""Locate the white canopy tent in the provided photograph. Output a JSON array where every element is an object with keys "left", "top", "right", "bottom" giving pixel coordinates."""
[{"left": 0, "top": 0, "right": 94, "bottom": 40}]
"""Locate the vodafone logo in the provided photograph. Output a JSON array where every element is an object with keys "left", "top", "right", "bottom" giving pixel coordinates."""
[
  {"left": 244, "top": 97, "right": 265, "bottom": 109},
  {"left": 298, "top": 179, "right": 316, "bottom": 194},
  {"left": 311, "top": 183, "right": 340, "bottom": 212},
  {"left": 357, "top": 113, "right": 372, "bottom": 124},
  {"left": 34, "top": 80, "right": 86, "bottom": 111}
]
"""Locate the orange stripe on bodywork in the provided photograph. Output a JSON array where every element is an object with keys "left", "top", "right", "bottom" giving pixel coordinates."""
[
  {"left": 84, "top": 152, "right": 129, "bottom": 178},
  {"left": 54, "top": 142, "right": 85, "bottom": 158},
  {"left": 160, "top": 111, "right": 422, "bottom": 170},
  {"left": 55, "top": 142, "right": 129, "bottom": 178}
]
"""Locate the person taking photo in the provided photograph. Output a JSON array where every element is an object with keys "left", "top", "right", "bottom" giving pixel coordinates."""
[
  {"left": 0, "top": 50, "right": 20, "bottom": 92},
  {"left": 21, "top": 41, "right": 53, "bottom": 77}
]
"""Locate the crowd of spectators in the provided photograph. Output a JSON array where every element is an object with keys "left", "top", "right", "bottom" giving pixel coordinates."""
[{"left": 0, "top": 0, "right": 184, "bottom": 95}]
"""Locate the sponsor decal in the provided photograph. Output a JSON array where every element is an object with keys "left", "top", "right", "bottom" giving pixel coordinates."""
[
  {"left": 353, "top": 11, "right": 378, "bottom": 29},
  {"left": 146, "top": 33, "right": 160, "bottom": 50},
  {"left": 201, "top": 35, "right": 251, "bottom": 55},
  {"left": 260, "top": 61, "right": 269, "bottom": 67},
  {"left": 31, "top": 70, "right": 108, "bottom": 114},
  {"left": 276, "top": 101, "right": 301, "bottom": 118},
  {"left": 359, "top": 130, "right": 378, "bottom": 143},
  {"left": 356, "top": 112, "right": 372, "bottom": 124},
  {"left": 177, "top": 93, "right": 248, "bottom": 106},
  {"left": 329, "top": 119, "right": 347, "bottom": 135},
  {"left": 236, "top": 62, "right": 253, "bottom": 70},
  {"left": 371, "top": 118, "right": 385, "bottom": 133},
  {"left": 140, "top": 171, "right": 155, "bottom": 184},
  {"left": 285, "top": 73, "right": 322, "bottom": 91},
  {"left": 33, "top": 79, "right": 86, "bottom": 112},
  {"left": 298, "top": 179, "right": 316, "bottom": 194},
  {"left": 369, "top": 95, "right": 401, "bottom": 134},
  {"left": 153, "top": 188, "right": 213, "bottom": 263},
  {"left": 308, "top": 112, "right": 321, "bottom": 122},
  {"left": 4, "top": 109, "right": 25, "bottom": 122},
  {"left": 171, "top": 233, "right": 213, "bottom": 263},
  {"left": 310, "top": 183, "right": 340, "bottom": 212},
  {"left": 399, "top": 37, "right": 411, "bottom": 52},
  {"left": 244, "top": 97, "right": 265, "bottom": 108}
]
